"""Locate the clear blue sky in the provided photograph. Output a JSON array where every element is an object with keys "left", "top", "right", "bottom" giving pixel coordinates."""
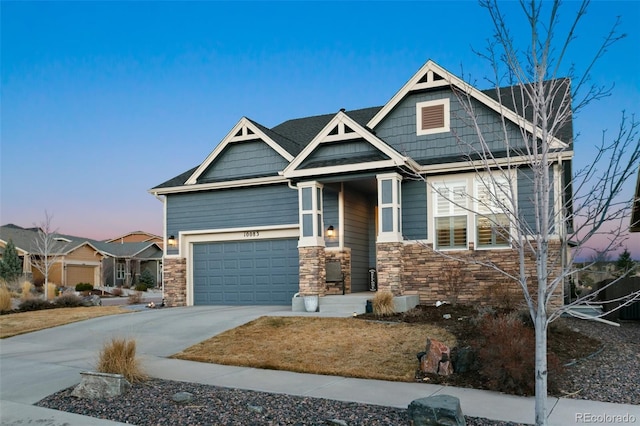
[{"left": 1, "top": 1, "right": 639, "bottom": 256}]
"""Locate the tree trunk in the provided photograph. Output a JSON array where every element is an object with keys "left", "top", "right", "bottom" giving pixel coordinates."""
[{"left": 534, "top": 303, "right": 548, "bottom": 425}]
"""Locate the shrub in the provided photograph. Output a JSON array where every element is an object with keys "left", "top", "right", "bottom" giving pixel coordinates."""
[
  {"left": 75, "top": 283, "right": 94, "bottom": 292},
  {"left": 474, "top": 311, "right": 561, "bottom": 395},
  {"left": 20, "top": 281, "right": 33, "bottom": 301},
  {"left": 111, "top": 287, "right": 123, "bottom": 297},
  {"left": 134, "top": 283, "right": 148, "bottom": 292},
  {"left": 128, "top": 291, "right": 143, "bottom": 304},
  {"left": 97, "top": 337, "right": 147, "bottom": 383},
  {"left": 18, "top": 297, "right": 53, "bottom": 312},
  {"left": 54, "top": 293, "right": 85, "bottom": 308},
  {"left": 138, "top": 269, "right": 155, "bottom": 288},
  {"left": 372, "top": 291, "right": 395, "bottom": 316},
  {"left": 0, "top": 285, "right": 12, "bottom": 311}
]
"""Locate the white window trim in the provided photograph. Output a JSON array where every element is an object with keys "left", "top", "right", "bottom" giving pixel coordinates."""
[
  {"left": 428, "top": 172, "right": 517, "bottom": 251},
  {"left": 473, "top": 174, "right": 515, "bottom": 250},
  {"left": 432, "top": 179, "right": 469, "bottom": 250},
  {"left": 416, "top": 98, "right": 450, "bottom": 136},
  {"left": 377, "top": 173, "right": 403, "bottom": 243},
  {"left": 298, "top": 181, "right": 325, "bottom": 247}
]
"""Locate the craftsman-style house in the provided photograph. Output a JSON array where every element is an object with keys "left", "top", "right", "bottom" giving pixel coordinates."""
[{"left": 151, "top": 60, "right": 573, "bottom": 308}]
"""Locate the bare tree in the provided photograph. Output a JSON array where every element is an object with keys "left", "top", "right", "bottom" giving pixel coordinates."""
[
  {"left": 439, "top": 1, "right": 640, "bottom": 424},
  {"left": 30, "top": 212, "right": 67, "bottom": 300}
]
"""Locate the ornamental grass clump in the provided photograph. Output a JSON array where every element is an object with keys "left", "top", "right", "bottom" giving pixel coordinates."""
[
  {"left": 372, "top": 291, "right": 395, "bottom": 316},
  {"left": 20, "top": 281, "right": 33, "bottom": 301},
  {"left": 0, "top": 286, "right": 12, "bottom": 312},
  {"left": 97, "top": 337, "right": 147, "bottom": 383}
]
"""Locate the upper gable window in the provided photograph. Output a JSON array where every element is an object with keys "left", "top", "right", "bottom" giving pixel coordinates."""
[{"left": 416, "top": 99, "right": 450, "bottom": 136}]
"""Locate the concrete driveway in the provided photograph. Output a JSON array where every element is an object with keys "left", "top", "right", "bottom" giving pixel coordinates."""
[{"left": 0, "top": 305, "right": 288, "bottom": 423}]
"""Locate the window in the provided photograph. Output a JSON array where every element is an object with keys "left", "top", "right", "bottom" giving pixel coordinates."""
[
  {"left": 298, "top": 182, "right": 324, "bottom": 246},
  {"left": 377, "top": 173, "right": 402, "bottom": 242},
  {"left": 116, "top": 263, "right": 125, "bottom": 280},
  {"left": 433, "top": 181, "right": 467, "bottom": 249},
  {"left": 475, "top": 176, "right": 512, "bottom": 248},
  {"left": 416, "top": 99, "right": 450, "bottom": 135}
]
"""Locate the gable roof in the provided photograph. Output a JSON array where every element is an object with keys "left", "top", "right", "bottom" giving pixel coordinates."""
[
  {"left": 106, "top": 231, "right": 161, "bottom": 244},
  {"left": 282, "top": 110, "right": 418, "bottom": 179},
  {"left": 185, "top": 117, "right": 296, "bottom": 186},
  {"left": 0, "top": 224, "right": 161, "bottom": 260},
  {"left": 367, "top": 60, "right": 571, "bottom": 148},
  {"left": 151, "top": 60, "right": 574, "bottom": 193}
]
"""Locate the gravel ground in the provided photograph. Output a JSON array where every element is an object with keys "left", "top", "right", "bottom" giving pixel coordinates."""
[
  {"left": 37, "top": 379, "right": 526, "bottom": 426},
  {"left": 35, "top": 317, "right": 638, "bottom": 426},
  {"left": 556, "top": 317, "right": 640, "bottom": 405}
]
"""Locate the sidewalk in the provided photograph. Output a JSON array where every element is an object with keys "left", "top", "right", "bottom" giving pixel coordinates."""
[{"left": 1, "top": 305, "right": 638, "bottom": 425}]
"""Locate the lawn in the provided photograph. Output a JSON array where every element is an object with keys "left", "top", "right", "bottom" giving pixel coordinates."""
[
  {"left": 0, "top": 306, "right": 130, "bottom": 338},
  {"left": 172, "top": 316, "right": 456, "bottom": 382}
]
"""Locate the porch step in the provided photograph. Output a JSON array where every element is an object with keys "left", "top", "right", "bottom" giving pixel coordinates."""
[{"left": 291, "top": 293, "right": 419, "bottom": 315}]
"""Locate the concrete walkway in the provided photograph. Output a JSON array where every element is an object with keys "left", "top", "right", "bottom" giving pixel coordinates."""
[{"left": 1, "top": 306, "right": 638, "bottom": 425}]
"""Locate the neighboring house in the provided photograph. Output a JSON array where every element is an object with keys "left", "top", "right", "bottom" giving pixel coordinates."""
[
  {"left": 0, "top": 224, "right": 163, "bottom": 288},
  {"left": 0, "top": 224, "right": 104, "bottom": 286},
  {"left": 93, "top": 241, "right": 163, "bottom": 287},
  {"left": 150, "top": 60, "right": 573, "bottom": 307},
  {"left": 107, "top": 231, "right": 164, "bottom": 247}
]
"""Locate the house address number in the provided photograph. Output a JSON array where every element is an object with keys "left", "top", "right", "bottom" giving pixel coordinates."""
[{"left": 244, "top": 231, "right": 260, "bottom": 237}]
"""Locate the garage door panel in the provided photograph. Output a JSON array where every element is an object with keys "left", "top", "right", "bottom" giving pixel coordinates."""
[{"left": 193, "top": 238, "right": 299, "bottom": 305}]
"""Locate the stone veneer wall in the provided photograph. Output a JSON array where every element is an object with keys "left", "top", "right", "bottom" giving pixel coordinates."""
[
  {"left": 401, "top": 240, "right": 564, "bottom": 308},
  {"left": 163, "top": 257, "right": 187, "bottom": 307},
  {"left": 376, "top": 242, "right": 405, "bottom": 296},
  {"left": 325, "top": 248, "right": 351, "bottom": 295},
  {"left": 299, "top": 246, "right": 326, "bottom": 296}
]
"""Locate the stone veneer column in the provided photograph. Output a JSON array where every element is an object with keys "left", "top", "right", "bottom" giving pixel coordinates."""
[
  {"left": 298, "top": 246, "right": 326, "bottom": 296},
  {"left": 325, "top": 248, "right": 352, "bottom": 294},
  {"left": 163, "top": 257, "right": 187, "bottom": 307},
  {"left": 376, "top": 242, "right": 404, "bottom": 296}
]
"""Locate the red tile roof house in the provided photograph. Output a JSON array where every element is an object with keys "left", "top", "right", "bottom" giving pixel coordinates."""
[{"left": 150, "top": 60, "right": 573, "bottom": 310}]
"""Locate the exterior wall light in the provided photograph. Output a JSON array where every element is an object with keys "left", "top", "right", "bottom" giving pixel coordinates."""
[
  {"left": 326, "top": 225, "right": 335, "bottom": 238},
  {"left": 168, "top": 235, "right": 177, "bottom": 247}
]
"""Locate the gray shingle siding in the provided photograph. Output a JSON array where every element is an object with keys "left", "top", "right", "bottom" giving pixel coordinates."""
[
  {"left": 374, "top": 89, "right": 526, "bottom": 164},
  {"left": 166, "top": 184, "right": 298, "bottom": 239},
  {"left": 517, "top": 166, "right": 555, "bottom": 232},
  {"left": 299, "top": 139, "right": 389, "bottom": 169},
  {"left": 197, "top": 140, "right": 289, "bottom": 183},
  {"left": 402, "top": 180, "right": 428, "bottom": 240}
]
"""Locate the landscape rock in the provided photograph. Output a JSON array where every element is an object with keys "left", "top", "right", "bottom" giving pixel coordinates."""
[
  {"left": 451, "top": 346, "right": 478, "bottom": 374},
  {"left": 408, "top": 394, "right": 465, "bottom": 426},
  {"left": 171, "top": 391, "right": 194, "bottom": 403},
  {"left": 326, "top": 419, "right": 348, "bottom": 425},
  {"left": 82, "top": 294, "right": 102, "bottom": 306},
  {"left": 419, "top": 338, "right": 454, "bottom": 376},
  {"left": 71, "top": 371, "right": 130, "bottom": 399}
]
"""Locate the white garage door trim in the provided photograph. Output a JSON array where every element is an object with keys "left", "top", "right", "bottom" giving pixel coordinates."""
[{"left": 183, "top": 225, "right": 299, "bottom": 306}]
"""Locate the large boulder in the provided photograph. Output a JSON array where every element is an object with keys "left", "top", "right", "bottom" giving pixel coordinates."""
[
  {"left": 408, "top": 394, "right": 466, "bottom": 426},
  {"left": 71, "top": 371, "right": 130, "bottom": 399},
  {"left": 418, "top": 338, "right": 453, "bottom": 376}
]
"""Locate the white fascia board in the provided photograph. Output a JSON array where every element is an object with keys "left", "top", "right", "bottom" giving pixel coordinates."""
[
  {"left": 413, "top": 151, "right": 574, "bottom": 175},
  {"left": 149, "top": 175, "right": 289, "bottom": 196},
  {"left": 185, "top": 117, "right": 294, "bottom": 186},
  {"left": 283, "top": 111, "right": 407, "bottom": 179},
  {"left": 0, "top": 239, "right": 29, "bottom": 256},
  {"left": 367, "top": 60, "right": 568, "bottom": 149},
  {"left": 285, "top": 159, "right": 400, "bottom": 179}
]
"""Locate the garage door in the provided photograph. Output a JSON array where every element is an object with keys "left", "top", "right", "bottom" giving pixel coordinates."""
[
  {"left": 193, "top": 238, "right": 299, "bottom": 305},
  {"left": 67, "top": 265, "right": 96, "bottom": 286}
]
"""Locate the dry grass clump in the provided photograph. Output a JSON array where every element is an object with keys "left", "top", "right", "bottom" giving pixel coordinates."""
[
  {"left": 128, "top": 291, "right": 143, "bottom": 304},
  {"left": 21, "top": 281, "right": 33, "bottom": 301},
  {"left": 174, "top": 316, "right": 455, "bottom": 382},
  {"left": 0, "top": 286, "right": 12, "bottom": 311},
  {"left": 372, "top": 291, "right": 395, "bottom": 316},
  {"left": 97, "top": 337, "right": 147, "bottom": 383}
]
